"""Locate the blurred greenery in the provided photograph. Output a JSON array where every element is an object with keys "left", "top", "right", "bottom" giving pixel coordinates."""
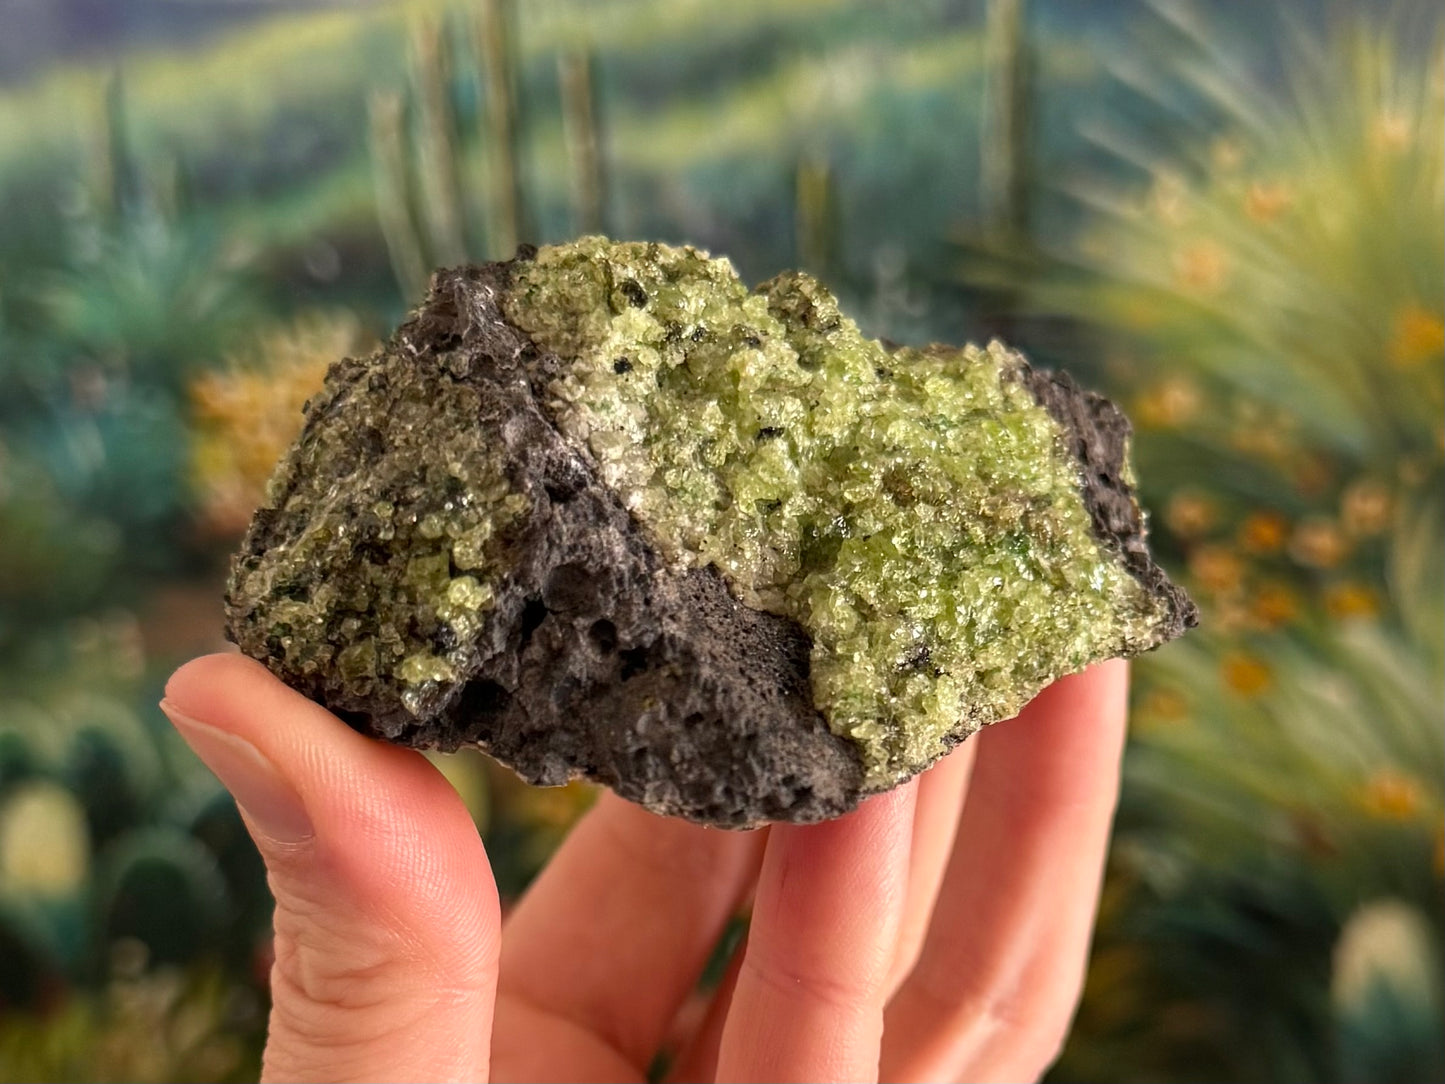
[{"left": 0, "top": 1, "right": 1439, "bottom": 1081}]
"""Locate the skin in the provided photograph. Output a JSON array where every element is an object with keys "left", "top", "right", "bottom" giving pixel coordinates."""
[{"left": 161, "top": 653, "right": 1129, "bottom": 1084}]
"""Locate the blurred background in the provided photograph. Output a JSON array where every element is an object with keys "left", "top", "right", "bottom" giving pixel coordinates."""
[{"left": 0, "top": 0, "right": 1440, "bottom": 1080}]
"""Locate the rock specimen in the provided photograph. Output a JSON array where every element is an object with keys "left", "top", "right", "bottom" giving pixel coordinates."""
[{"left": 226, "top": 238, "right": 1196, "bottom": 827}]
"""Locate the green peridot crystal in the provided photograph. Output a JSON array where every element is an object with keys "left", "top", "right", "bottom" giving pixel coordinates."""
[
  {"left": 503, "top": 238, "right": 1169, "bottom": 787},
  {"left": 230, "top": 351, "right": 528, "bottom": 722},
  {"left": 227, "top": 237, "right": 1194, "bottom": 826}
]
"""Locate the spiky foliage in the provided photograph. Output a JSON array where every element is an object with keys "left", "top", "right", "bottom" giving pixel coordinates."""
[
  {"left": 0, "top": 612, "right": 270, "bottom": 1082},
  {"left": 0, "top": 964, "right": 259, "bottom": 1084},
  {"left": 1023, "top": 9, "right": 1445, "bottom": 1082},
  {"left": 189, "top": 313, "right": 369, "bottom": 537},
  {"left": 0, "top": 72, "right": 260, "bottom": 662}
]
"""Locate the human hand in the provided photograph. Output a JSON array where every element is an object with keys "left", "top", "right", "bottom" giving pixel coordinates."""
[{"left": 160, "top": 653, "right": 1127, "bottom": 1083}]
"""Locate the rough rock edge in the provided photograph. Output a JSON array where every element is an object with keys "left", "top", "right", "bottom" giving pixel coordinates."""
[
  {"left": 228, "top": 250, "right": 1195, "bottom": 829},
  {"left": 228, "top": 256, "right": 865, "bottom": 829},
  {"left": 1016, "top": 363, "right": 1200, "bottom": 642}
]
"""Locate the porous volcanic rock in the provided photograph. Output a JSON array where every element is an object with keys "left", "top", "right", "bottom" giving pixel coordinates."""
[{"left": 226, "top": 239, "right": 1196, "bottom": 827}]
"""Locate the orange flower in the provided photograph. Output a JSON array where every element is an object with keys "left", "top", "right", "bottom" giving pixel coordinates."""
[
  {"left": 1221, "top": 652, "right": 1272, "bottom": 696},
  {"left": 1250, "top": 581, "right": 1299, "bottom": 629},
  {"left": 1211, "top": 137, "right": 1244, "bottom": 173},
  {"left": 1173, "top": 240, "right": 1230, "bottom": 294},
  {"left": 1357, "top": 770, "right": 1421, "bottom": 821},
  {"left": 1166, "top": 491, "right": 1219, "bottom": 538},
  {"left": 1341, "top": 478, "right": 1394, "bottom": 536},
  {"left": 1388, "top": 304, "right": 1444, "bottom": 368},
  {"left": 1289, "top": 518, "right": 1350, "bottom": 569},
  {"left": 1244, "top": 180, "right": 1293, "bottom": 222},
  {"left": 1189, "top": 544, "right": 1245, "bottom": 594},
  {"left": 1238, "top": 510, "right": 1289, "bottom": 554},
  {"left": 1135, "top": 376, "right": 1204, "bottom": 429},
  {"left": 1136, "top": 687, "right": 1190, "bottom": 729}
]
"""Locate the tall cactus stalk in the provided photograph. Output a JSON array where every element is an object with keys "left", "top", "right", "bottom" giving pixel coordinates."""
[
  {"left": 92, "top": 70, "right": 142, "bottom": 224},
  {"left": 794, "top": 149, "right": 837, "bottom": 277},
  {"left": 558, "top": 48, "right": 607, "bottom": 235},
  {"left": 367, "top": 3, "right": 538, "bottom": 294},
  {"left": 368, "top": 89, "right": 430, "bottom": 300},
  {"left": 410, "top": 18, "right": 469, "bottom": 268},
  {"left": 90, "top": 70, "right": 189, "bottom": 228},
  {"left": 980, "top": 0, "right": 1034, "bottom": 242},
  {"left": 476, "top": 0, "right": 527, "bottom": 257}
]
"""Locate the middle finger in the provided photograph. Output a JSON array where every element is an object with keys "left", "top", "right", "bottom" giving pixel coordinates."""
[{"left": 494, "top": 792, "right": 764, "bottom": 1081}]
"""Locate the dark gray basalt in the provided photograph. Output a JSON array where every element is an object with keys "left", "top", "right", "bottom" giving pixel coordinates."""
[
  {"left": 1020, "top": 367, "right": 1198, "bottom": 644},
  {"left": 228, "top": 260, "right": 862, "bottom": 826},
  {"left": 226, "top": 245, "right": 1195, "bottom": 827}
]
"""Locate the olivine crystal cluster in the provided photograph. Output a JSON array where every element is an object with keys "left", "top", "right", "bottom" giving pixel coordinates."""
[{"left": 227, "top": 238, "right": 1195, "bottom": 827}]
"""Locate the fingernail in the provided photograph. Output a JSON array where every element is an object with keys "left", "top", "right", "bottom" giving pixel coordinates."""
[{"left": 161, "top": 700, "right": 314, "bottom": 844}]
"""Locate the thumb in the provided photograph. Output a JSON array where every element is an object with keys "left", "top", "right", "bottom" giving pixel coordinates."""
[{"left": 162, "top": 653, "right": 499, "bottom": 1084}]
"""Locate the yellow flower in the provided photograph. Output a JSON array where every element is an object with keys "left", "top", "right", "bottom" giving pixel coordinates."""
[
  {"left": 1371, "top": 110, "right": 1412, "bottom": 151},
  {"left": 189, "top": 313, "right": 367, "bottom": 536},
  {"left": 0, "top": 781, "right": 90, "bottom": 896},
  {"left": 1325, "top": 581, "right": 1380, "bottom": 620},
  {"left": 1173, "top": 240, "right": 1230, "bottom": 294},
  {"left": 1388, "top": 303, "right": 1445, "bottom": 368}
]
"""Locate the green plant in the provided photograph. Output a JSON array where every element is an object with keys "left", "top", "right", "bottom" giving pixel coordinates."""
[
  {"left": 1009, "top": 7, "right": 1445, "bottom": 1081},
  {"left": 367, "top": 5, "right": 538, "bottom": 297}
]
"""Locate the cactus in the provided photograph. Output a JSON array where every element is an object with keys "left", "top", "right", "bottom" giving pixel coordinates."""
[
  {"left": 87, "top": 70, "right": 191, "bottom": 229},
  {"left": 794, "top": 149, "right": 837, "bottom": 278},
  {"left": 475, "top": 0, "right": 528, "bottom": 258},
  {"left": 90, "top": 70, "right": 142, "bottom": 224},
  {"left": 368, "top": 2, "right": 549, "bottom": 290},
  {"left": 979, "top": 0, "right": 1034, "bottom": 241},
  {"left": 367, "top": 89, "right": 432, "bottom": 302},
  {"left": 409, "top": 19, "right": 469, "bottom": 269},
  {"left": 558, "top": 48, "right": 608, "bottom": 235}
]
